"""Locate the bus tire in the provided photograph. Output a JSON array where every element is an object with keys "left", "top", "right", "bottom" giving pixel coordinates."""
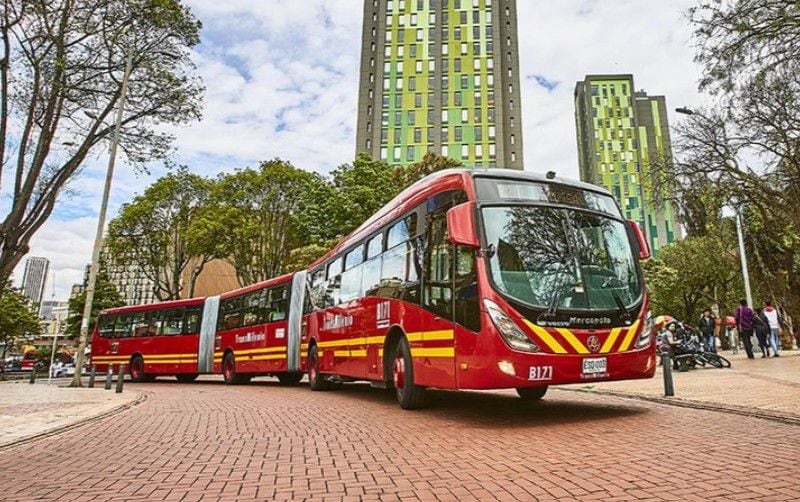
[
  {"left": 307, "top": 345, "right": 331, "bottom": 391},
  {"left": 393, "top": 337, "right": 426, "bottom": 410},
  {"left": 130, "top": 355, "right": 148, "bottom": 383},
  {"left": 176, "top": 374, "right": 198, "bottom": 383},
  {"left": 517, "top": 386, "right": 548, "bottom": 401},
  {"left": 222, "top": 352, "right": 246, "bottom": 385},
  {"left": 277, "top": 373, "right": 303, "bottom": 385}
]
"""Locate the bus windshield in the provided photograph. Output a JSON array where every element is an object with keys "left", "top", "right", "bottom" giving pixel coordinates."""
[{"left": 482, "top": 205, "right": 642, "bottom": 311}]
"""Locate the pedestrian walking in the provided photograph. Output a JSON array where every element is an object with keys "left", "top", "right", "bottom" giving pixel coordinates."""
[
  {"left": 753, "top": 308, "right": 771, "bottom": 358},
  {"left": 734, "top": 299, "right": 756, "bottom": 359},
  {"left": 763, "top": 301, "right": 781, "bottom": 357},
  {"left": 726, "top": 325, "right": 739, "bottom": 355},
  {"left": 698, "top": 309, "right": 716, "bottom": 353}
]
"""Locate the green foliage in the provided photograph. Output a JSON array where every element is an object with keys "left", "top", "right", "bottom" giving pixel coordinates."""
[
  {"left": 0, "top": 0, "right": 204, "bottom": 286},
  {"left": 108, "top": 167, "right": 213, "bottom": 300},
  {"left": 392, "top": 151, "right": 463, "bottom": 191},
  {"left": 0, "top": 288, "right": 41, "bottom": 347},
  {"left": 643, "top": 229, "right": 743, "bottom": 322},
  {"left": 200, "top": 160, "right": 320, "bottom": 285},
  {"left": 65, "top": 271, "right": 125, "bottom": 338}
]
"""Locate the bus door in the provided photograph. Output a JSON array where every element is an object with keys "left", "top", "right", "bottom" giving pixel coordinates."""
[
  {"left": 420, "top": 207, "right": 457, "bottom": 388},
  {"left": 178, "top": 306, "right": 202, "bottom": 373}
]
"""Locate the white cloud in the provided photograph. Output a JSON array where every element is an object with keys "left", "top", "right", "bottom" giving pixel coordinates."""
[{"left": 16, "top": 0, "right": 704, "bottom": 299}]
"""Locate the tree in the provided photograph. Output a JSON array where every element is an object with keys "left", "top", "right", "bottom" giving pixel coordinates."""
[
  {"left": 0, "top": 0, "right": 204, "bottom": 286},
  {"left": 643, "top": 230, "right": 743, "bottom": 322},
  {"left": 64, "top": 270, "right": 124, "bottom": 338},
  {"left": 107, "top": 167, "right": 213, "bottom": 300},
  {"left": 392, "top": 151, "right": 462, "bottom": 191},
  {"left": 0, "top": 287, "right": 41, "bottom": 355},
  {"left": 690, "top": 0, "right": 800, "bottom": 95},
  {"left": 200, "top": 160, "right": 318, "bottom": 285}
]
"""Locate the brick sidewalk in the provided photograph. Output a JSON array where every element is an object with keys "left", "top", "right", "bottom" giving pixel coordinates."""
[
  {"left": 0, "top": 380, "right": 143, "bottom": 447},
  {"left": 1, "top": 380, "right": 798, "bottom": 501},
  {"left": 566, "top": 349, "right": 800, "bottom": 421}
]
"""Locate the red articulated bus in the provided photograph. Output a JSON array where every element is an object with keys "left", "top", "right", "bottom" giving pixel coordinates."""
[
  {"left": 91, "top": 297, "right": 206, "bottom": 382},
  {"left": 91, "top": 273, "right": 307, "bottom": 384},
  {"left": 213, "top": 273, "right": 306, "bottom": 385},
  {"left": 301, "top": 168, "right": 656, "bottom": 409}
]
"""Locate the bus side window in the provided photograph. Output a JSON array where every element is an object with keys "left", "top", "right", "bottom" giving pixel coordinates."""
[
  {"left": 115, "top": 315, "right": 132, "bottom": 338},
  {"left": 307, "top": 268, "right": 324, "bottom": 312},
  {"left": 270, "top": 285, "right": 288, "bottom": 321},
  {"left": 454, "top": 247, "right": 481, "bottom": 332},
  {"left": 98, "top": 315, "right": 116, "bottom": 338},
  {"left": 423, "top": 210, "right": 453, "bottom": 317},
  {"left": 325, "top": 257, "right": 343, "bottom": 307},
  {"left": 242, "top": 290, "right": 261, "bottom": 327},
  {"left": 131, "top": 314, "right": 148, "bottom": 337},
  {"left": 184, "top": 307, "right": 201, "bottom": 334},
  {"left": 162, "top": 309, "right": 184, "bottom": 335}
]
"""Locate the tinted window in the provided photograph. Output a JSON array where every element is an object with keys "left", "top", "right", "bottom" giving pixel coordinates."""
[
  {"left": 387, "top": 214, "right": 417, "bottom": 249},
  {"left": 184, "top": 307, "right": 202, "bottom": 333},
  {"left": 327, "top": 257, "right": 343, "bottom": 279},
  {"left": 345, "top": 246, "right": 364, "bottom": 270},
  {"left": 162, "top": 309, "right": 184, "bottom": 335},
  {"left": 269, "top": 285, "right": 288, "bottom": 321},
  {"left": 362, "top": 256, "right": 382, "bottom": 297},
  {"left": 366, "top": 233, "right": 383, "bottom": 259},
  {"left": 98, "top": 315, "right": 115, "bottom": 338}
]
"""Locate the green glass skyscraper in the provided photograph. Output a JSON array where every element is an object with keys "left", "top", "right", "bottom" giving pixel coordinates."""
[
  {"left": 356, "top": 0, "right": 523, "bottom": 169},
  {"left": 574, "top": 74, "right": 681, "bottom": 254}
]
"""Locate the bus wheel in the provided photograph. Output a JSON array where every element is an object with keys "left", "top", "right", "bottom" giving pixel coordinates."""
[
  {"left": 516, "top": 386, "right": 548, "bottom": 401},
  {"left": 393, "top": 337, "right": 426, "bottom": 410},
  {"left": 176, "top": 374, "right": 198, "bottom": 383},
  {"left": 130, "top": 355, "right": 147, "bottom": 383},
  {"left": 277, "top": 373, "right": 303, "bottom": 385},
  {"left": 307, "top": 345, "right": 330, "bottom": 391},
  {"left": 223, "top": 353, "right": 244, "bottom": 385}
]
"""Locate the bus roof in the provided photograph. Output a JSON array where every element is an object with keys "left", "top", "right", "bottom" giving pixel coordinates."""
[
  {"left": 101, "top": 297, "right": 206, "bottom": 316},
  {"left": 219, "top": 272, "right": 295, "bottom": 300},
  {"left": 308, "top": 168, "right": 614, "bottom": 270}
]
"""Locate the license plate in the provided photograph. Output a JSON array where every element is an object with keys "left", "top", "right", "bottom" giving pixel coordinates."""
[{"left": 582, "top": 357, "right": 607, "bottom": 375}]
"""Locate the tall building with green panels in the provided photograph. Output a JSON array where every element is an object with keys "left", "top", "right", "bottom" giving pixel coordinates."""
[
  {"left": 355, "top": 0, "right": 524, "bottom": 169},
  {"left": 574, "top": 74, "right": 681, "bottom": 254}
]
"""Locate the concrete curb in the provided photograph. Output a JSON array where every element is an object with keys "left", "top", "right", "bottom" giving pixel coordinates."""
[
  {"left": 561, "top": 388, "right": 800, "bottom": 427},
  {"left": 0, "top": 390, "right": 148, "bottom": 451}
]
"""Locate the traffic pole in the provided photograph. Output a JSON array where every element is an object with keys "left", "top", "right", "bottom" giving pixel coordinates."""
[
  {"left": 88, "top": 365, "right": 97, "bottom": 388},
  {"left": 29, "top": 367, "right": 36, "bottom": 384},
  {"left": 104, "top": 366, "right": 113, "bottom": 390},
  {"left": 662, "top": 353, "right": 674, "bottom": 397},
  {"left": 115, "top": 364, "right": 125, "bottom": 393}
]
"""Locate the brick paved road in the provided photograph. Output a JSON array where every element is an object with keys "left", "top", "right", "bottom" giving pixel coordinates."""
[{"left": 1, "top": 379, "right": 798, "bottom": 501}]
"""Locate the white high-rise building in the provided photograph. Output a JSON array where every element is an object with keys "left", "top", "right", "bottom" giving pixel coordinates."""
[{"left": 21, "top": 256, "right": 49, "bottom": 311}]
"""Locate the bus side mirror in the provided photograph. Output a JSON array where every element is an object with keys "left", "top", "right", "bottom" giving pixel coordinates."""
[
  {"left": 628, "top": 220, "right": 651, "bottom": 260},
  {"left": 447, "top": 202, "right": 480, "bottom": 248}
]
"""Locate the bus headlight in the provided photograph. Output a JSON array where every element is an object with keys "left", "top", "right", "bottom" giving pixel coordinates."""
[
  {"left": 483, "top": 299, "right": 540, "bottom": 353},
  {"left": 635, "top": 313, "right": 654, "bottom": 349}
]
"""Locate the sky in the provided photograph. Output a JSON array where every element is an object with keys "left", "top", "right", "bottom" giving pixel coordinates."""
[{"left": 13, "top": 0, "right": 704, "bottom": 300}]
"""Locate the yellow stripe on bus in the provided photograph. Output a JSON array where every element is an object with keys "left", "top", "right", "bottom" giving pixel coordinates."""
[
  {"left": 601, "top": 327, "right": 623, "bottom": 353},
  {"left": 523, "top": 320, "right": 568, "bottom": 354},
  {"left": 555, "top": 328, "right": 590, "bottom": 354},
  {"left": 249, "top": 354, "right": 286, "bottom": 361},
  {"left": 618, "top": 320, "right": 641, "bottom": 352},
  {"left": 411, "top": 347, "right": 454, "bottom": 358},
  {"left": 230, "top": 346, "right": 286, "bottom": 356}
]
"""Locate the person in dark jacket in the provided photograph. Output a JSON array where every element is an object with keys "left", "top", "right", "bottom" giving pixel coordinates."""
[
  {"left": 698, "top": 309, "right": 717, "bottom": 353},
  {"left": 734, "top": 299, "right": 755, "bottom": 359},
  {"left": 753, "top": 308, "right": 771, "bottom": 358}
]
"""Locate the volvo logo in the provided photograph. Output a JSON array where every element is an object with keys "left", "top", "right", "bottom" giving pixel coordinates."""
[{"left": 587, "top": 335, "right": 601, "bottom": 353}]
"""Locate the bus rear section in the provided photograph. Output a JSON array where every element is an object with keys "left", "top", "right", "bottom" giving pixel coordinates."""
[
  {"left": 213, "top": 272, "right": 306, "bottom": 385},
  {"left": 90, "top": 298, "right": 207, "bottom": 382}
]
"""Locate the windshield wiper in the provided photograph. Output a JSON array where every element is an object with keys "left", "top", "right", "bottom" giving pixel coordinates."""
[
  {"left": 602, "top": 277, "right": 632, "bottom": 322},
  {"left": 537, "top": 281, "right": 579, "bottom": 323}
]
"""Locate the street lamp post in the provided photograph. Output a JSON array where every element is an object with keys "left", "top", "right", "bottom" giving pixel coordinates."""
[
  {"left": 675, "top": 106, "right": 754, "bottom": 307},
  {"left": 70, "top": 53, "right": 134, "bottom": 387}
]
